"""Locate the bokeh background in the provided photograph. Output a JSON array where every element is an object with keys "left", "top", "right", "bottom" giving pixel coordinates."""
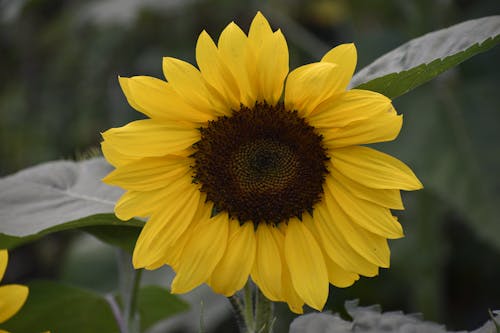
[{"left": 1, "top": 0, "right": 499, "bottom": 332}]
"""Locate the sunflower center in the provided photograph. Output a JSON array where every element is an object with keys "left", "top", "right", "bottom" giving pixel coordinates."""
[
  {"left": 231, "top": 139, "right": 298, "bottom": 195},
  {"left": 192, "top": 102, "right": 328, "bottom": 225}
]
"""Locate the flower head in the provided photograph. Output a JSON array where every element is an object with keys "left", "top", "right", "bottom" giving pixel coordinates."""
[
  {"left": 0, "top": 250, "right": 29, "bottom": 329},
  {"left": 102, "top": 12, "right": 422, "bottom": 313}
]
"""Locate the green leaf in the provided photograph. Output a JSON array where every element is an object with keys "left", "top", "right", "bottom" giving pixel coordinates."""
[
  {"left": 1, "top": 281, "right": 189, "bottom": 333},
  {"left": 1, "top": 281, "right": 119, "bottom": 333},
  {"left": 0, "top": 158, "right": 144, "bottom": 249},
  {"left": 137, "top": 285, "right": 189, "bottom": 331},
  {"left": 352, "top": 16, "right": 500, "bottom": 98},
  {"left": 0, "top": 213, "right": 143, "bottom": 250},
  {"left": 82, "top": 224, "right": 141, "bottom": 254}
]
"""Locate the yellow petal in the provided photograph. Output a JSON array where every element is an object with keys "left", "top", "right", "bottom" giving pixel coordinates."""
[
  {"left": 330, "top": 168, "right": 404, "bottom": 210},
  {"left": 321, "top": 43, "right": 357, "bottom": 91},
  {"left": 103, "top": 155, "right": 191, "bottom": 191},
  {"left": 332, "top": 146, "right": 423, "bottom": 190},
  {"left": 248, "top": 11, "right": 273, "bottom": 51},
  {"left": 114, "top": 187, "right": 170, "bottom": 221},
  {"left": 118, "top": 75, "right": 147, "bottom": 116},
  {"left": 217, "top": 22, "right": 254, "bottom": 107},
  {"left": 325, "top": 257, "right": 359, "bottom": 288},
  {"left": 247, "top": 12, "right": 289, "bottom": 105},
  {"left": 161, "top": 57, "right": 225, "bottom": 117},
  {"left": 102, "top": 119, "right": 200, "bottom": 158},
  {"left": 281, "top": 265, "right": 304, "bottom": 314},
  {"left": 271, "top": 224, "right": 304, "bottom": 314},
  {"left": 322, "top": 184, "right": 391, "bottom": 267},
  {"left": 308, "top": 89, "right": 393, "bottom": 128},
  {"left": 132, "top": 179, "right": 200, "bottom": 268},
  {"left": 146, "top": 195, "right": 213, "bottom": 271},
  {"left": 321, "top": 109, "right": 402, "bottom": 148},
  {"left": 171, "top": 212, "right": 229, "bottom": 294},
  {"left": 119, "top": 76, "right": 214, "bottom": 123},
  {"left": 312, "top": 203, "right": 379, "bottom": 277},
  {"left": 253, "top": 30, "right": 289, "bottom": 105},
  {"left": 285, "top": 62, "right": 342, "bottom": 117},
  {"left": 326, "top": 173, "right": 403, "bottom": 238},
  {"left": 285, "top": 219, "right": 328, "bottom": 311},
  {"left": 272, "top": 223, "right": 304, "bottom": 314},
  {"left": 196, "top": 31, "right": 240, "bottom": 110},
  {"left": 301, "top": 215, "right": 360, "bottom": 287},
  {"left": 147, "top": 227, "right": 190, "bottom": 271},
  {"left": 101, "top": 141, "right": 139, "bottom": 168},
  {"left": 0, "top": 250, "right": 6, "bottom": 282},
  {"left": 208, "top": 220, "right": 256, "bottom": 296},
  {"left": 251, "top": 224, "right": 283, "bottom": 301},
  {"left": 0, "top": 284, "right": 28, "bottom": 324}
]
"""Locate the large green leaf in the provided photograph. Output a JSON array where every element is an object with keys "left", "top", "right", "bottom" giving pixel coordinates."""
[
  {"left": 1, "top": 281, "right": 119, "bottom": 333},
  {"left": 82, "top": 224, "right": 141, "bottom": 254},
  {"left": 352, "top": 16, "right": 500, "bottom": 98},
  {"left": 0, "top": 213, "right": 143, "bottom": 249},
  {"left": 1, "top": 281, "right": 189, "bottom": 333},
  {"left": 0, "top": 158, "right": 143, "bottom": 249}
]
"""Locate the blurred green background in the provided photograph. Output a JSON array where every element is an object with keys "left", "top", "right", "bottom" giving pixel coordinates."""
[{"left": 1, "top": 0, "right": 499, "bottom": 332}]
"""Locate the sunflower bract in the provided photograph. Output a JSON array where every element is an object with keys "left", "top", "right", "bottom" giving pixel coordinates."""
[{"left": 102, "top": 11, "right": 423, "bottom": 313}]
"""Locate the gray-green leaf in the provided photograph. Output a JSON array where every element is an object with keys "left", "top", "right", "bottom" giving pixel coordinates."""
[
  {"left": 289, "top": 300, "right": 499, "bottom": 333},
  {"left": 0, "top": 158, "right": 120, "bottom": 236},
  {"left": 351, "top": 16, "right": 500, "bottom": 98},
  {"left": 0, "top": 158, "right": 143, "bottom": 249}
]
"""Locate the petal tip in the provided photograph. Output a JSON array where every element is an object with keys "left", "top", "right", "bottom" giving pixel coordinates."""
[
  {"left": 171, "top": 275, "right": 198, "bottom": 295},
  {"left": 117, "top": 75, "right": 128, "bottom": 86}
]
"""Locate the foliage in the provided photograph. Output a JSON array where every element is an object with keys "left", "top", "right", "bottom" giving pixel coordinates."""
[
  {"left": 290, "top": 300, "right": 500, "bottom": 333},
  {"left": 352, "top": 16, "right": 500, "bottom": 98},
  {"left": 2, "top": 281, "right": 188, "bottom": 333}
]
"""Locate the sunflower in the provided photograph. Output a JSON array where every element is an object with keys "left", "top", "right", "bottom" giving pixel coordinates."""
[
  {"left": 102, "top": 12, "right": 422, "bottom": 313},
  {"left": 0, "top": 250, "right": 28, "bottom": 332}
]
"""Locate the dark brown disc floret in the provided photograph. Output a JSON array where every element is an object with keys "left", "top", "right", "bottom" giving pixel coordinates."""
[{"left": 192, "top": 102, "right": 329, "bottom": 225}]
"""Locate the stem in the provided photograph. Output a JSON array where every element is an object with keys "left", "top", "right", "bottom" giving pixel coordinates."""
[
  {"left": 105, "top": 294, "right": 127, "bottom": 333},
  {"left": 229, "top": 295, "right": 247, "bottom": 333},
  {"left": 255, "top": 287, "right": 274, "bottom": 333},
  {"left": 117, "top": 249, "right": 142, "bottom": 333},
  {"left": 127, "top": 269, "right": 142, "bottom": 331},
  {"left": 243, "top": 283, "right": 255, "bottom": 332},
  {"left": 488, "top": 309, "right": 500, "bottom": 331},
  {"left": 228, "top": 282, "right": 274, "bottom": 333}
]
